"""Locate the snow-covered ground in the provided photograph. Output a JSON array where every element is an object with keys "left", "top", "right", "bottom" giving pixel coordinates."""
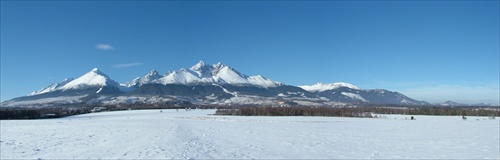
[{"left": 1, "top": 109, "right": 498, "bottom": 159}]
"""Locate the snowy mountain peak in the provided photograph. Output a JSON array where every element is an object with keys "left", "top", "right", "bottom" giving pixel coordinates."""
[
  {"left": 125, "top": 69, "right": 162, "bottom": 88},
  {"left": 90, "top": 68, "right": 103, "bottom": 74},
  {"left": 89, "top": 68, "right": 108, "bottom": 76},
  {"left": 190, "top": 60, "right": 207, "bottom": 70},
  {"left": 59, "top": 68, "right": 119, "bottom": 90},
  {"left": 213, "top": 62, "right": 225, "bottom": 69},
  {"left": 147, "top": 69, "right": 159, "bottom": 76},
  {"left": 26, "top": 68, "right": 122, "bottom": 96},
  {"left": 299, "top": 82, "right": 361, "bottom": 92}
]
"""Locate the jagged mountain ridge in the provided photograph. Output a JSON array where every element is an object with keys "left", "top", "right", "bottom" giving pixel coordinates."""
[
  {"left": 299, "top": 82, "right": 361, "bottom": 92},
  {"left": 124, "top": 69, "right": 162, "bottom": 88},
  {"left": 29, "top": 78, "right": 75, "bottom": 96},
  {"left": 1, "top": 61, "right": 430, "bottom": 107},
  {"left": 123, "top": 61, "right": 282, "bottom": 88}
]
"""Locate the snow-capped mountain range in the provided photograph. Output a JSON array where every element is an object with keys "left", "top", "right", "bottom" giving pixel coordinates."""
[
  {"left": 28, "top": 61, "right": 281, "bottom": 96},
  {"left": 299, "top": 82, "right": 361, "bottom": 92},
  {"left": 149, "top": 61, "right": 281, "bottom": 87},
  {"left": 2, "top": 61, "right": 430, "bottom": 107}
]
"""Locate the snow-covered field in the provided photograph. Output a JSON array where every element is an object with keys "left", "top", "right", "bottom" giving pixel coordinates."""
[{"left": 1, "top": 109, "right": 498, "bottom": 159}]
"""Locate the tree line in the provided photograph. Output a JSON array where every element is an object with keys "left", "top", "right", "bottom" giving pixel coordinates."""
[
  {"left": 365, "top": 106, "right": 500, "bottom": 116},
  {"left": 0, "top": 107, "right": 92, "bottom": 120},
  {"left": 215, "top": 106, "right": 500, "bottom": 117},
  {"left": 215, "top": 107, "right": 373, "bottom": 117},
  {"left": 0, "top": 102, "right": 228, "bottom": 119},
  {"left": 1, "top": 103, "right": 499, "bottom": 120}
]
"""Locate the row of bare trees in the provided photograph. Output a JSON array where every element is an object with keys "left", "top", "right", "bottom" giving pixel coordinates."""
[
  {"left": 215, "top": 106, "right": 500, "bottom": 117},
  {"left": 0, "top": 107, "right": 92, "bottom": 120},
  {"left": 215, "top": 107, "right": 373, "bottom": 117},
  {"left": 365, "top": 107, "right": 500, "bottom": 116},
  {"left": 2, "top": 103, "right": 499, "bottom": 119}
]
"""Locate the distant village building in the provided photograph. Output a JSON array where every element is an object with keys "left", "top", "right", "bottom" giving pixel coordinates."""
[
  {"left": 276, "top": 101, "right": 298, "bottom": 107},
  {"left": 278, "top": 101, "right": 286, "bottom": 107}
]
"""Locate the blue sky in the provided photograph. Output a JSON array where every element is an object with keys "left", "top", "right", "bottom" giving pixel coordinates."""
[{"left": 1, "top": 1, "right": 499, "bottom": 104}]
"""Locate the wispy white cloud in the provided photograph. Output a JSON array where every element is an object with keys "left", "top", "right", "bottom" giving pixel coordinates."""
[
  {"left": 112, "top": 62, "right": 143, "bottom": 68},
  {"left": 96, "top": 44, "right": 115, "bottom": 51}
]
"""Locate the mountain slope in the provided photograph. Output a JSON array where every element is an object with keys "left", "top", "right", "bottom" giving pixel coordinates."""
[
  {"left": 313, "top": 86, "right": 428, "bottom": 105},
  {"left": 29, "top": 78, "right": 74, "bottom": 96}
]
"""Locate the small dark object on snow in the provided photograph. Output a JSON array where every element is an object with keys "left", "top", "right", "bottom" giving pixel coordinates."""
[
  {"left": 411, "top": 116, "right": 415, "bottom": 120},
  {"left": 462, "top": 116, "right": 467, "bottom": 120}
]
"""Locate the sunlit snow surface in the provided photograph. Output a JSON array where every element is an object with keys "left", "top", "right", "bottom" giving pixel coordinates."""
[
  {"left": 1, "top": 110, "right": 498, "bottom": 159},
  {"left": 300, "top": 82, "right": 361, "bottom": 92}
]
